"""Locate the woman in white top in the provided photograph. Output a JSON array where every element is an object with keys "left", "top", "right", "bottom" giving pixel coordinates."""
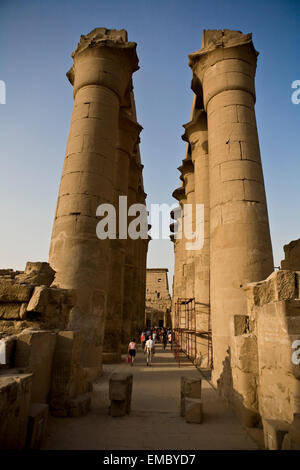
[{"left": 128, "top": 338, "right": 137, "bottom": 366}]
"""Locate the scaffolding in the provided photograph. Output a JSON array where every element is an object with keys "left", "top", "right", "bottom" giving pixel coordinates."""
[{"left": 174, "top": 297, "right": 212, "bottom": 369}]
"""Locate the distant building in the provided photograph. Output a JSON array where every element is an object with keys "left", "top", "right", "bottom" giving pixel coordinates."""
[{"left": 145, "top": 269, "right": 171, "bottom": 328}]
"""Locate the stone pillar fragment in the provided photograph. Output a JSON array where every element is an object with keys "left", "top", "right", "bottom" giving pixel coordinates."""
[{"left": 49, "top": 29, "right": 139, "bottom": 377}]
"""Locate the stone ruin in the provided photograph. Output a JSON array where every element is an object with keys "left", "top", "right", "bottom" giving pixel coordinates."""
[
  {"left": 171, "top": 29, "right": 300, "bottom": 449},
  {"left": 145, "top": 268, "right": 172, "bottom": 327},
  {"left": 0, "top": 28, "right": 148, "bottom": 449},
  {"left": 1, "top": 26, "right": 299, "bottom": 451}
]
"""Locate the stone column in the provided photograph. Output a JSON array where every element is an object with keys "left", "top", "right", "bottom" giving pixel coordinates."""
[
  {"left": 136, "top": 187, "right": 148, "bottom": 334},
  {"left": 49, "top": 28, "right": 139, "bottom": 377},
  {"left": 172, "top": 186, "right": 186, "bottom": 303},
  {"left": 178, "top": 158, "right": 195, "bottom": 300},
  {"left": 103, "top": 108, "right": 142, "bottom": 363},
  {"left": 121, "top": 153, "right": 140, "bottom": 349},
  {"left": 189, "top": 30, "right": 274, "bottom": 383},
  {"left": 182, "top": 109, "right": 210, "bottom": 367}
]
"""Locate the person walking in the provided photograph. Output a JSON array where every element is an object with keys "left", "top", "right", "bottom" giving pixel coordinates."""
[
  {"left": 128, "top": 338, "right": 137, "bottom": 367},
  {"left": 152, "top": 330, "right": 157, "bottom": 344},
  {"left": 162, "top": 330, "right": 168, "bottom": 350},
  {"left": 140, "top": 331, "right": 146, "bottom": 350},
  {"left": 144, "top": 335, "right": 155, "bottom": 366}
]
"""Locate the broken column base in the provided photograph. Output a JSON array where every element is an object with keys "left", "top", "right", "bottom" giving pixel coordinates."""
[
  {"left": 109, "top": 373, "right": 133, "bottom": 417},
  {"left": 185, "top": 397, "right": 203, "bottom": 424},
  {"left": 180, "top": 376, "right": 202, "bottom": 418}
]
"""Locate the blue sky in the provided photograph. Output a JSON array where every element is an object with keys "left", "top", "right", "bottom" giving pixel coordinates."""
[{"left": 0, "top": 0, "right": 299, "bottom": 288}]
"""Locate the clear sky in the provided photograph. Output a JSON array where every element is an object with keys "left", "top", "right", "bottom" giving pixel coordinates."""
[{"left": 0, "top": 0, "right": 299, "bottom": 289}]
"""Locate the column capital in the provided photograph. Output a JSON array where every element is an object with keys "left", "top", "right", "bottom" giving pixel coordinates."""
[
  {"left": 178, "top": 158, "right": 194, "bottom": 177},
  {"left": 172, "top": 186, "right": 186, "bottom": 202},
  {"left": 67, "top": 28, "right": 139, "bottom": 102},
  {"left": 188, "top": 29, "right": 258, "bottom": 109},
  {"left": 182, "top": 109, "right": 207, "bottom": 145}
]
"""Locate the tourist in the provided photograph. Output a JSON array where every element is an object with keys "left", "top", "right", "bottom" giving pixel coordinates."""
[
  {"left": 128, "top": 338, "right": 137, "bottom": 367},
  {"left": 144, "top": 335, "right": 155, "bottom": 366},
  {"left": 140, "top": 331, "right": 146, "bottom": 349},
  {"left": 162, "top": 330, "right": 168, "bottom": 350},
  {"left": 152, "top": 330, "right": 157, "bottom": 343}
]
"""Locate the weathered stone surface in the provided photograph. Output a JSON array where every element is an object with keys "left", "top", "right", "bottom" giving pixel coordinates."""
[
  {"left": 181, "top": 376, "right": 202, "bottom": 399},
  {"left": 14, "top": 329, "right": 57, "bottom": 403},
  {"left": 0, "top": 370, "right": 32, "bottom": 449},
  {"left": 234, "top": 315, "right": 249, "bottom": 336},
  {"left": 0, "top": 302, "right": 22, "bottom": 320},
  {"left": 109, "top": 373, "right": 133, "bottom": 417},
  {"left": 184, "top": 397, "right": 203, "bottom": 424},
  {"left": 15, "top": 262, "right": 55, "bottom": 287},
  {"left": 0, "top": 320, "right": 41, "bottom": 338},
  {"left": 50, "top": 330, "right": 87, "bottom": 415},
  {"left": 263, "top": 419, "right": 290, "bottom": 450},
  {"left": 281, "top": 239, "right": 300, "bottom": 271},
  {"left": 26, "top": 285, "right": 75, "bottom": 328},
  {"left": 0, "top": 279, "right": 33, "bottom": 302},
  {"left": 25, "top": 403, "right": 49, "bottom": 450},
  {"left": 145, "top": 269, "right": 171, "bottom": 327}
]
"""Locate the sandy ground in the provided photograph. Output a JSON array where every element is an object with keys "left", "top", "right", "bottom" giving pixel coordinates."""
[{"left": 42, "top": 344, "right": 259, "bottom": 450}]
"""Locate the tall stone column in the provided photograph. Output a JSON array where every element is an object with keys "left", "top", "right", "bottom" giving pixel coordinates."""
[
  {"left": 121, "top": 153, "right": 140, "bottom": 348},
  {"left": 182, "top": 109, "right": 210, "bottom": 367},
  {"left": 172, "top": 186, "right": 187, "bottom": 315},
  {"left": 136, "top": 187, "right": 148, "bottom": 334},
  {"left": 178, "top": 158, "right": 195, "bottom": 300},
  {"left": 103, "top": 108, "right": 142, "bottom": 363},
  {"left": 189, "top": 30, "right": 274, "bottom": 383},
  {"left": 49, "top": 28, "right": 139, "bottom": 377}
]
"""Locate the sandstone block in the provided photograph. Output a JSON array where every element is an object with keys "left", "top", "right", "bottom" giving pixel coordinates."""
[
  {"left": 263, "top": 419, "right": 290, "bottom": 450},
  {"left": 109, "top": 373, "right": 133, "bottom": 417},
  {"left": 181, "top": 376, "right": 202, "bottom": 399},
  {"left": 109, "top": 373, "right": 132, "bottom": 401},
  {"left": 0, "top": 280, "right": 33, "bottom": 302},
  {"left": 14, "top": 329, "right": 57, "bottom": 403},
  {"left": 50, "top": 330, "right": 86, "bottom": 415},
  {"left": 0, "top": 302, "right": 23, "bottom": 320},
  {"left": 281, "top": 239, "right": 300, "bottom": 271},
  {"left": 25, "top": 403, "right": 49, "bottom": 450},
  {"left": 26, "top": 285, "right": 75, "bottom": 328},
  {"left": 184, "top": 397, "right": 203, "bottom": 424},
  {"left": 0, "top": 371, "right": 32, "bottom": 449},
  {"left": 15, "top": 262, "right": 55, "bottom": 287}
]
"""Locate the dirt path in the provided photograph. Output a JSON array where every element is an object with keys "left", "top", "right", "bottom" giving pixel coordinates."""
[{"left": 42, "top": 344, "right": 258, "bottom": 450}]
